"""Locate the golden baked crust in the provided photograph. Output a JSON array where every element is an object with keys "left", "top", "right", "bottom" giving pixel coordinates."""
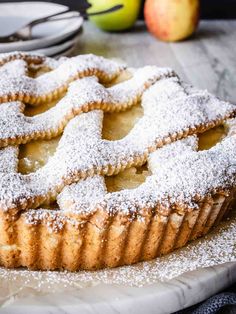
[
  {"left": 0, "top": 52, "right": 235, "bottom": 271},
  {"left": 0, "top": 191, "right": 234, "bottom": 270}
]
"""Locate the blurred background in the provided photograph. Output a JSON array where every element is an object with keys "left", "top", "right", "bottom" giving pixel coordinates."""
[
  {"left": 2, "top": 0, "right": 236, "bottom": 18},
  {"left": 0, "top": 0, "right": 235, "bottom": 92}
]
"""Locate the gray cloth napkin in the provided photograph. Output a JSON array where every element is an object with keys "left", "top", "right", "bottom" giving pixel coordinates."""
[{"left": 175, "top": 285, "right": 236, "bottom": 314}]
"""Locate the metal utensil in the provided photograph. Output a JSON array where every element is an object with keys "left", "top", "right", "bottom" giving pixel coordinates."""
[{"left": 0, "top": 4, "right": 123, "bottom": 43}]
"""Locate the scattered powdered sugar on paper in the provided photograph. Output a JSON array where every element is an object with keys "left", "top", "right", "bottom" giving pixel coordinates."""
[{"left": 0, "top": 217, "right": 235, "bottom": 294}]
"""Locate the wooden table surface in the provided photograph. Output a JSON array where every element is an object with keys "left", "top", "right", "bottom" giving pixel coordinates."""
[{"left": 73, "top": 20, "right": 236, "bottom": 104}]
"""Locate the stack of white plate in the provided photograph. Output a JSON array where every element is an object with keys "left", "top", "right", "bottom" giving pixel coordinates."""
[{"left": 0, "top": 1, "right": 83, "bottom": 57}]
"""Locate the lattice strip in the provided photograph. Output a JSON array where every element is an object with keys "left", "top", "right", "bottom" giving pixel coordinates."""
[
  {"left": 0, "top": 75, "right": 235, "bottom": 214},
  {"left": 0, "top": 66, "right": 174, "bottom": 147},
  {"left": 0, "top": 53, "right": 126, "bottom": 105}
]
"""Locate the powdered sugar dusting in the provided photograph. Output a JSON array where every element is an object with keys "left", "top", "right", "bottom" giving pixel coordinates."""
[
  {"left": 0, "top": 73, "right": 235, "bottom": 213},
  {"left": 226, "top": 118, "right": 236, "bottom": 136},
  {"left": 102, "top": 135, "right": 236, "bottom": 215},
  {"left": 0, "top": 54, "right": 125, "bottom": 103},
  {"left": 0, "top": 59, "right": 27, "bottom": 77},
  {"left": 148, "top": 136, "right": 198, "bottom": 172},
  {"left": 0, "top": 58, "right": 25, "bottom": 176},
  {"left": 58, "top": 176, "right": 107, "bottom": 214},
  {"left": 123, "top": 77, "right": 235, "bottom": 151},
  {"left": 0, "top": 66, "right": 173, "bottom": 144},
  {"left": 0, "top": 51, "right": 46, "bottom": 66},
  {"left": 57, "top": 109, "right": 107, "bottom": 213},
  {"left": 0, "top": 146, "right": 18, "bottom": 173}
]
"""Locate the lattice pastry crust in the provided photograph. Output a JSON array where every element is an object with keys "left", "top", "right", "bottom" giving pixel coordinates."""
[{"left": 0, "top": 52, "right": 235, "bottom": 271}]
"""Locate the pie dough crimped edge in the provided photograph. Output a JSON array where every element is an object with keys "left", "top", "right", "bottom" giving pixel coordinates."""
[{"left": 0, "top": 189, "right": 234, "bottom": 270}]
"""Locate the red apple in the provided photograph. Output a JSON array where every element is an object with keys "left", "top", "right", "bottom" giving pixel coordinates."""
[{"left": 144, "top": 0, "right": 200, "bottom": 42}]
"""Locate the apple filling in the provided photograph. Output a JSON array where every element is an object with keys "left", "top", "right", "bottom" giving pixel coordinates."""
[
  {"left": 102, "top": 103, "right": 143, "bottom": 140},
  {"left": 18, "top": 137, "right": 60, "bottom": 174},
  {"left": 105, "top": 164, "right": 150, "bottom": 192},
  {"left": 198, "top": 125, "right": 226, "bottom": 151}
]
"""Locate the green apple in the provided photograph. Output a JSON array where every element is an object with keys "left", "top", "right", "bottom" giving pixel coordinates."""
[{"left": 87, "top": 0, "right": 142, "bottom": 31}]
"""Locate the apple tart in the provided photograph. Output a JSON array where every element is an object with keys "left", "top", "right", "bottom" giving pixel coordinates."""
[{"left": 0, "top": 52, "right": 235, "bottom": 271}]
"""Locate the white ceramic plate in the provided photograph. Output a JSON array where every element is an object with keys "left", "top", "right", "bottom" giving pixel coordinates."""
[
  {"left": 0, "top": 1, "right": 83, "bottom": 53},
  {"left": 0, "top": 263, "right": 235, "bottom": 313},
  {"left": 32, "top": 35, "right": 77, "bottom": 57}
]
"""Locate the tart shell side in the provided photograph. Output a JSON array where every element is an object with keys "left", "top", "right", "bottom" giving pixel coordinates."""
[{"left": 0, "top": 191, "right": 234, "bottom": 271}]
